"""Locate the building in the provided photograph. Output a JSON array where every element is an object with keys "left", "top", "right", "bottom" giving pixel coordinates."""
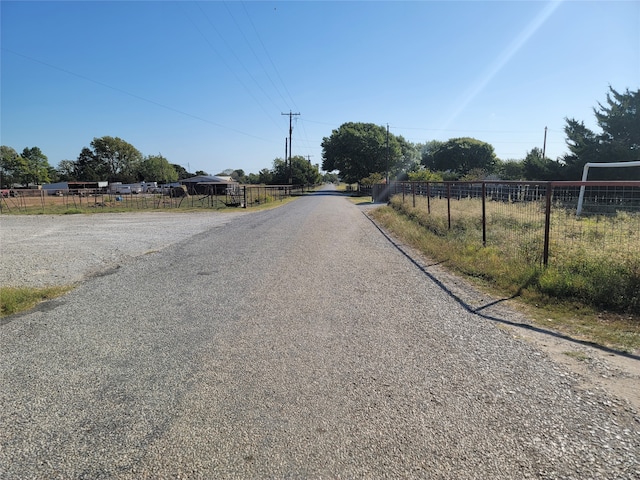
[{"left": 179, "top": 175, "right": 239, "bottom": 195}]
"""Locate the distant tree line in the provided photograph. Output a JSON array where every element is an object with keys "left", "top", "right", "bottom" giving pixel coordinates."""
[
  {"left": 215, "top": 155, "right": 323, "bottom": 186},
  {"left": 0, "top": 136, "right": 324, "bottom": 189},
  {"left": 3, "top": 87, "right": 637, "bottom": 189},
  {"left": 321, "top": 86, "right": 640, "bottom": 184}
]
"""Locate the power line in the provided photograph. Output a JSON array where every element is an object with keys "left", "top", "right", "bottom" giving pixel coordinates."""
[
  {"left": 240, "top": 1, "right": 299, "bottom": 112},
  {"left": 1, "top": 48, "right": 271, "bottom": 142},
  {"left": 190, "top": 2, "right": 281, "bottom": 129}
]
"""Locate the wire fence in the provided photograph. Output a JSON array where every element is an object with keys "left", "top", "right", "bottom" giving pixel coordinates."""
[
  {"left": 373, "top": 181, "right": 640, "bottom": 268},
  {"left": 0, "top": 185, "right": 307, "bottom": 214}
]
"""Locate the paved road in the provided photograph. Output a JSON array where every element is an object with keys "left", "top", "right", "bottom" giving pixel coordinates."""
[{"left": 1, "top": 188, "right": 639, "bottom": 479}]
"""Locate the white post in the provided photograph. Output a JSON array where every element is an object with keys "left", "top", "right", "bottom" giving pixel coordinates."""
[
  {"left": 576, "top": 163, "right": 591, "bottom": 216},
  {"left": 576, "top": 161, "right": 640, "bottom": 216}
]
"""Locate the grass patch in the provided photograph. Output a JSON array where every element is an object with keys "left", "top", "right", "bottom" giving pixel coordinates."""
[
  {"left": 370, "top": 201, "right": 640, "bottom": 353},
  {"left": 1, "top": 285, "right": 74, "bottom": 317},
  {"left": 562, "top": 350, "right": 590, "bottom": 362}
]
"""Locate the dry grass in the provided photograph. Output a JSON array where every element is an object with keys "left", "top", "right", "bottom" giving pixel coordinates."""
[{"left": 371, "top": 198, "right": 640, "bottom": 353}]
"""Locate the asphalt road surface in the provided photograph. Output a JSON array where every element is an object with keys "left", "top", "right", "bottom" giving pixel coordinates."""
[{"left": 1, "top": 187, "right": 639, "bottom": 479}]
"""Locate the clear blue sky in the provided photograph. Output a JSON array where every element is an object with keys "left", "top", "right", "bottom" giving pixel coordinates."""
[{"left": 2, "top": 1, "right": 639, "bottom": 176}]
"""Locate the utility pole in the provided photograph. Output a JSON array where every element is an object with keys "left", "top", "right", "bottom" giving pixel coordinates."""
[
  {"left": 281, "top": 111, "right": 300, "bottom": 184},
  {"left": 542, "top": 126, "right": 548, "bottom": 159},
  {"left": 306, "top": 155, "right": 313, "bottom": 164},
  {"left": 386, "top": 124, "right": 390, "bottom": 185}
]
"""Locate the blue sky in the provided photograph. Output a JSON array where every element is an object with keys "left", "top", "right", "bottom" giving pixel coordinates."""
[{"left": 2, "top": 1, "right": 639, "bottom": 176}]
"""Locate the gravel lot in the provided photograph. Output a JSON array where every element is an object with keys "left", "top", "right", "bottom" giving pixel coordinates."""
[
  {"left": 0, "top": 210, "right": 246, "bottom": 288},
  {"left": 1, "top": 194, "right": 639, "bottom": 478}
]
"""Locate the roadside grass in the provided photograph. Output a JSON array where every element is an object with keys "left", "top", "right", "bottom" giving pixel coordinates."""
[
  {"left": 1, "top": 285, "right": 74, "bottom": 318},
  {"left": 369, "top": 202, "right": 640, "bottom": 353}
]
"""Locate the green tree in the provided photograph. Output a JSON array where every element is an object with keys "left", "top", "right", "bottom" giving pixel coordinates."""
[
  {"left": 594, "top": 86, "right": 640, "bottom": 160},
  {"left": 90, "top": 136, "right": 142, "bottom": 183},
  {"left": 420, "top": 140, "right": 445, "bottom": 169},
  {"left": 258, "top": 168, "right": 273, "bottom": 185},
  {"left": 20, "top": 146, "right": 51, "bottom": 186},
  {"left": 322, "top": 172, "right": 339, "bottom": 183},
  {"left": 495, "top": 159, "right": 525, "bottom": 180},
  {"left": 218, "top": 169, "right": 247, "bottom": 183},
  {"left": 407, "top": 168, "right": 443, "bottom": 182},
  {"left": 231, "top": 169, "right": 246, "bottom": 182},
  {"left": 561, "top": 118, "right": 602, "bottom": 179},
  {"left": 563, "top": 86, "right": 640, "bottom": 179},
  {"left": 0, "top": 146, "right": 22, "bottom": 187},
  {"left": 426, "top": 137, "right": 497, "bottom": 177},
  {"left": 391, "top": 135, "right": 420, "bottom": 179},
  {"left": 245, "top": 172, "right": 261, "bottom": 184},
  {"left": 74, "top": 147, "right": 107, "bottom": 181},
  {"left": 522, "top": 148, "right": 564, "bottom": 180},
  {"left": 321, "top": 122, "right": 402, "bottom": 184},
  {"left": 360, "top": 172, "right": 385, "bottom": 186},
  {"left": 271, "top": 156, "right": 321, "bottom": 185},
  {"left": 138, "top": 154, "right": 178, "bottom": 183},
  {"left": 171, "top": 164, "right": 192, "bottom": 180},
  {"left": 56, "top": 160, "right": 77, "bottom": 181}
]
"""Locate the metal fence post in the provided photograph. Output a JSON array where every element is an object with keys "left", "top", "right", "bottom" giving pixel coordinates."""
[
  {"left": 543, "top": 182, "right": 552, "bottom": 266},
  {"left": 447, "top": 183, "right": 452, "bottom": 230},
  {"left": 482, "top": 182, "right": 487, "bottom": 247},
  {"left": 412, "top": 182, "right": 416, "bottom": 208}
]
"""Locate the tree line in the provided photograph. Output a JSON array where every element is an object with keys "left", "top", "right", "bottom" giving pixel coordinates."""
[
  {"left": 322, "top": 86, "right": 640, "bottom": 184},
  {"left": 0, "top": 136, "right": 324, "bottom": 189},
  {"left": 2, "top": 87, "right": 637, "bottom": 189}
]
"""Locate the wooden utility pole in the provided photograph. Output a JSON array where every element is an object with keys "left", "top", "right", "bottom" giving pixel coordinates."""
[
  {"left": 281, "top": 111, "right": 300, "bottom": 184},
  {"left": 542, "top": 126, "right": 548, "bottom": 159}
]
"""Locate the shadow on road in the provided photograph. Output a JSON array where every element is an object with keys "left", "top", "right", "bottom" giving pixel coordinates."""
[{"left": 364, "top": 211, "right": 640, "bottom": 362}]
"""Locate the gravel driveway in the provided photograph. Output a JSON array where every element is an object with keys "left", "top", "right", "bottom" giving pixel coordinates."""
[{"left": 1, "top": 191, "right": 639, "bottom": 478}]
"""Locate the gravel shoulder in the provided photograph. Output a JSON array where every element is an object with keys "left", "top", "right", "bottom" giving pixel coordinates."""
[{"left": 360, "top": 204, "right": 640, "bottom": 413}]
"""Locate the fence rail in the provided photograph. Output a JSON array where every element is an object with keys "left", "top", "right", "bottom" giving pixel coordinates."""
[
  {"left": 0, "top": 185, "right": 307, "bottom": 214},
  {"left": 374, "top": 180, "right": 640, "bottom": 267}
]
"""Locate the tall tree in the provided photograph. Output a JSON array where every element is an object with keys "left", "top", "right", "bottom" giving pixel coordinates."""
[
  {"left": 594, "top": 86, "right": 640, "bottom": 160},
  {"left": 20, "top": 146, "right": 51, "bottom": 186},
  {"left": 171, "top": 164, "right": 192, "bottom": 180},
  {"left": 258, "top": 168, "right": 273, "bottom": 185},
  {"left": 74, "top": 147, "right": 107, "bottom": 181},
  {"left": 321, "top": 122, "right": 401, "bottom": 184},
  {"left": 90, "top": 136, "right": 142, "bottom": 183},
  {"left": 138, "top": 154, "right": 178, "bottom": 183},
  {"left": 56, "top": 160, "right": 77, "bottom": 181},
  {"left": 0, "top": 146, "right": 22, "bottom": 188},
  {"left": 426, "top": 137, "right": 497, "bottom": 177},
  {"left": 420, "top": 140, "right": 445, "bottom": 169},
  {"left": 495, "top": 159, "right": 525, "bottom": 180},
  {"left": 391, "top": 135, "right": 420, "bottom": 179},
  {"left": 563, "top": 87, "right": 640, "bottom": 179},
  {"left": 270, "top": 156, "right": 321, "bottom": 185},
  {"left": 522, "top": 147, "right": 564, "bottom": 180}
]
